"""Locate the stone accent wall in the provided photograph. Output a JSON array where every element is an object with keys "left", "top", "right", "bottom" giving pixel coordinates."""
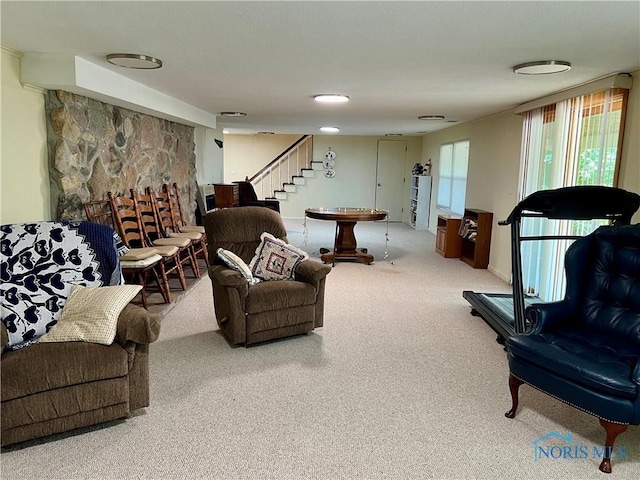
[{"left": 45, "top": 90, "right": 197, "bottom": 224}]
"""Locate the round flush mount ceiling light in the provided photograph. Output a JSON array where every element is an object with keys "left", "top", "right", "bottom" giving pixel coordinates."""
[
  {"left": 314, "top": 94, "right": 350, "bottom": 103},
  {"left": 219, "top": 112, "right": 247, "bottom": 117},
  {"left": 513, "top": 60, "right": 571, "bottom": 75},
  {"left": 106, "top": 53, "right": 163, "bottom": 69},
  {"left": 320, "top": 126, "right": 340, "bottom": 133},
  {"left": 418, "top": 115, "right": 445, "bottom": 120}
]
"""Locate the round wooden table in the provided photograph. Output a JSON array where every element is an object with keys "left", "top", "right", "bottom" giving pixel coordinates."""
[{"left": 305, "top": 207, "right": 388, "bottom": 265}]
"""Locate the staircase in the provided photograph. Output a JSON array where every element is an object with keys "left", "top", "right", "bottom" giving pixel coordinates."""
[{"left": 248, "top": 135, "right": 319, "bottom": 200}]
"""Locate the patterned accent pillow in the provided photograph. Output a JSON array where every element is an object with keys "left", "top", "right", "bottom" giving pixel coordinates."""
[
  {"left": 249, "top": 232, "right": 308, "bottom": 281},
  {"left": 217, "top": 248, "right": 259, "bottom": 285},
  {"left": 39, "top": 284, "right": 141, "bottom": 345}
]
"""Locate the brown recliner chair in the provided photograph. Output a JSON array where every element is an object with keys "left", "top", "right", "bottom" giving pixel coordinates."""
[{"left": 204, "top": 207, "right": 331, "bottom": 346}]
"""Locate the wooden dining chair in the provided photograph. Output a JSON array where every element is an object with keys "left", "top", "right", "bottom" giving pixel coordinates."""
[
  {"left": 163, "top": 183, "right": 209, "bottom": 270},
  {"left": 83, "top": 199, "right": 116, "bottom": 227},
  {"left": 130, "top": 189, "right": 199, "bottom": 279},
  {"left": 148, "top": 187, "right": 205, "bottom": 276},
  {"left": 83, "top": 199, "right": 163, "bottom": 309},
  {"left": 108, "top": 192, "right": 186, "bottom": 302}
]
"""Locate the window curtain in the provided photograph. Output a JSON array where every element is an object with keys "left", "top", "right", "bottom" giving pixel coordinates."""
[{"left": 519, "top": 88, "right": 628, "bottom": 301}]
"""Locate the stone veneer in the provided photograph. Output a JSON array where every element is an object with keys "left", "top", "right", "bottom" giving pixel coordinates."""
[{"left": 45, "top": 90, "right": 197, "bottom": 224}]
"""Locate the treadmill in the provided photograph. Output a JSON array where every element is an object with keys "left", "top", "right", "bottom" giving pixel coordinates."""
[{"left": 463, "top": 186, "right": 640, "bottom": 344}]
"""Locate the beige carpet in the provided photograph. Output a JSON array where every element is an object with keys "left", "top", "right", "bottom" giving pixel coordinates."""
[{"left": 1, "top": 219, "right": 638, "bottom": 479}]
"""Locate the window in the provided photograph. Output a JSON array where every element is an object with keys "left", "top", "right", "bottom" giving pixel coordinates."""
[
  {"left": 519, "top": 86, "right": 629, "bottom": 301},
  {"left": 437, "top": 140, "right": 469, "bottom": 215}
]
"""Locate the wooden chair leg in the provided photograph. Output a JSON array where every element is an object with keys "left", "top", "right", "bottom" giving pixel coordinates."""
[
  {"left": 137, "top": 270, "right": 149, "bottom": 309},
  {"left": 157, "top": 263, "right": 172, "bottom": 303},
  {"left": 505, "top": 373, "right": 523, "bottom": 418},
  {"left": 188, "top": 245, "right": 200, "bottom": 278},
  {"left": 598, "top": 419, "right": 628, "bottom": 474},
  {"left": 175, "top": 257, "right": 187, "bottom": 290},
  {"left": 150, "top": 266, "right": 169, "bottom": 304}
]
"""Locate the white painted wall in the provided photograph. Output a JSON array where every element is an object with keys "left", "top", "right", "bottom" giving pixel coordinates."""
[
  {"left": 422, "top": 73, "right": 640, "bottom": 282},
  {"left": 223, "top": 134, "right": 423, "bottom": 220},
  {"left": 194, "top": 126, "right": 224, "bottom": 186},
  {"left": 1, "top": 48, "right": 51, "bottom": 223},
  {"left": 619, "top": 70, "right": 640, "bottom": 213},
  {"left": 223, "top": 133, "right": 302, "bottom": 183}
]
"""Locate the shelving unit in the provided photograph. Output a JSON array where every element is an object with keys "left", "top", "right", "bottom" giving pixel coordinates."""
[
  {"left": 435, "top": 215, "right": 463, "bottom": 258},
  {"left": 408, "top": 175, "right": 432, "bottom": 230},
  {"left": 459, "top": 208, "right": 493, "bottom": 268}
]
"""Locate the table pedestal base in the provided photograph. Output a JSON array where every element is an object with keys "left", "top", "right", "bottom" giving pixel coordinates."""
[
  {"left": 320, "top": 221, "right": 375, "bottom": 265},
  {"left": 320, "top": 248, "right": 374, "bottom": 265}
]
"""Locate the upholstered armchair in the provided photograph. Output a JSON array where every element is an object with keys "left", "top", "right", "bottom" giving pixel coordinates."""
[
  {"left": 204, "top": 207, "right": 331, "bottom": 346},
  {"left": 505, "top": 224, "right": 640, "bottom": 473}
]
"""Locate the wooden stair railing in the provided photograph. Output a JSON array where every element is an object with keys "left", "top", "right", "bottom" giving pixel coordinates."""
[{"left": 247, "top": 135, "right": 313, "bottom": 199}]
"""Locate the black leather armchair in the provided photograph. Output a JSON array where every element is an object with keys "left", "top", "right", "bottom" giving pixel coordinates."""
[
  {"left": 505, "top": 224, "right": 640, "bottom": 473},
  {"left": 233, "top": 181, "right": 280, "bottom": 213}
]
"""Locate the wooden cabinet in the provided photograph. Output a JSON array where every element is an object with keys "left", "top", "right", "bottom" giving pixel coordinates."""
[
  {"left": 459, "top": 208, "right": 493, "bottom": 269},
  {"left": 408, "top": 175, "right": 432, "bottom": 230},
  {"left": 213, "top": 183, "right": 239, "bottom": 208},
  {"left": 435, "top": 215, "right": 463, "bottom": 258}
]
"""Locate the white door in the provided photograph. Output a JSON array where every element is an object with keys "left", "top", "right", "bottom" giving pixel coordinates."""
[{"left": 375, "top": 140, "right": 406, "bottom": 221}]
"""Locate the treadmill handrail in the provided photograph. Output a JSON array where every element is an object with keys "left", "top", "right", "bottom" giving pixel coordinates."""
[
  {"left": 501, "top": 186, "right": 640, "bottom": 226},
  {"left": 501, "top": 186, "right": 639, "bottom": 335}
]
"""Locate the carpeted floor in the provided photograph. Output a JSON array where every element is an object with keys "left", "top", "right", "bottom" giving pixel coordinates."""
[{"left": 1, "top": 218, "right": 638, "bottom": 479}]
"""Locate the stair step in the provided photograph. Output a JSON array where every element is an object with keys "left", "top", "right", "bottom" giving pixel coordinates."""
[
  {"left": 311, "top": 161, "right": 324, "bottom": 171},
  {"left": 275, "top": 191, "right": 288, "bottom": 200},
  {"left": 293, "top": 176, "right": 305, "bottom": 185},
  {"left": 302, "top": 169, "right": 315, "bottom": 178},
  {"left": 283, "top": 184, "right": 296, "bottom": 193}
]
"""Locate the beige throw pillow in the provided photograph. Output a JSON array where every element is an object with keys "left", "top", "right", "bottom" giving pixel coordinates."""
[
  {"left": 217, "top": 248, "right": 259, "bottom": 285},
  {"left": 39, "top": 284, "right": 142, "bottom": 345},
  {"left": 249, "top": 232, "right": 308, "bottom": 281}
]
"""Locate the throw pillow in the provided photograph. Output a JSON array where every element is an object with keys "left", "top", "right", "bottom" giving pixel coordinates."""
[
  {"left": 249, "top": 232, "right": 308, "bottom": 281},
  {"left": 39, "top": 284, "right": 142, "bottom": 345},
  {"left": 217, "top": 248, "right": 259, "bottom": 285}
]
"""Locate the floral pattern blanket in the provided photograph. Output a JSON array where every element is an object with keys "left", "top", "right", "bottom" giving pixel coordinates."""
[{"left": 1, "top": 221, "right": 122, "bottom": 349}]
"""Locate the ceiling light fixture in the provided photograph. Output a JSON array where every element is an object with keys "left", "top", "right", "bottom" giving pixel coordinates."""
[
  {"left": 106, "top": 53, "right": 163, "bottom": 69},
  {"left": 418, "top": 115, "right": 445, "bottom": 120},
  {"left": 314, "top": 94, "right": 350, "bottom": 103},
  {"left": 320, "top": 126, "right": 340, "bottom": 133},
  {"left": 513, "top": 60, "right": 571, "bottom": 75},
  {"left": 385, "top": 134, "right": 403, "bottom": 137},
  {"left": 258, "top": 131, "right": 275, "bottom": 135},
  {"left": 219, "top": 112, "right": 247, "bottom": 117}
]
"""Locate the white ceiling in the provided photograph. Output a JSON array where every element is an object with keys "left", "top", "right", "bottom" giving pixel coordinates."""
[{"left": 2, "top": 1, "right": 639, "bottom": 136}]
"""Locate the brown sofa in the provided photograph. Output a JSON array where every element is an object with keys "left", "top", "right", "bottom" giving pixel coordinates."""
[
  {"left": 1, "top": 304, "right": 160, "bottom": 447},
  {"left": 1, "top": 221, "right": 162, "bottom": 447}
]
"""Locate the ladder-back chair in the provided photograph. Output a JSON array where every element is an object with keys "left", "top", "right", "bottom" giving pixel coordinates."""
[
  {"left": 83, "top": 199, "right": 163, "bottom": 309},
  {"left": 163, "top": 183, "right": 209, "bottom": 270},
  {"left": 148, "top": 187, "right": 205, "bottom": 276},
  {"left": 130, "top": 189, "right": 199, "bottom": 279},
  {"left": 108, "top": 192, "right": 186, "bottom": 302}
]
